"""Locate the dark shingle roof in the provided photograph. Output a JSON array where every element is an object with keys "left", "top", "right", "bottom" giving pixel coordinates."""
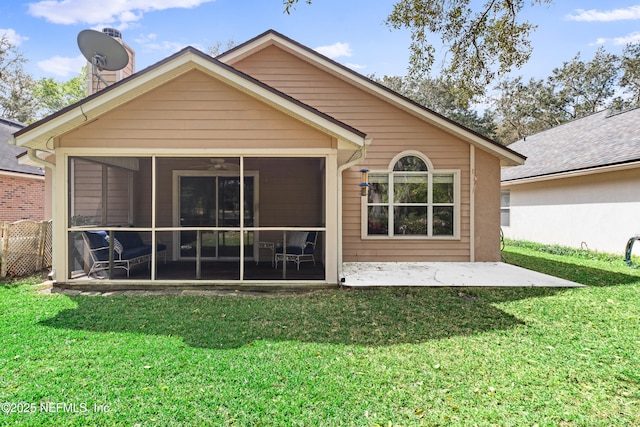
[
  {"left": 0, "top": 117, "right": 44, "bottom": 176},
  {"left": 501, "top": 108, "right": 640, "bottom": 182}
]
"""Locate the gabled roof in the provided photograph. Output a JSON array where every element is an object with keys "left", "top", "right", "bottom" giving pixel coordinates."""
[
  {"left": 502, "top": 108, "right": 640, "bottom": 183},
  {"left": 0, "top": 117, "right": 43, "bottom": 176},
  {"left": 12, "top": 46, "right": 368, "bottom": 152},
  {"left": 218, "top": 30, "right": 525, "bottom": 167}
]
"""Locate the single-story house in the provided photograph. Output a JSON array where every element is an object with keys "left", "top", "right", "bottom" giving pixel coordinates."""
[
  {"left": 0, "top": 117, "right": 45, "bottom": 221},
  {"left": 501, "top": 108, "right": 640, "bottom": 254},
  {"left": 9, "top": 29, "right": 524, "bottom": 287}
]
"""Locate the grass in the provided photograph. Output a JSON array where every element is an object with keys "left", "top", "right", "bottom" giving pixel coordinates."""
[{"left": 1, "top": 243, "right": 639, "bottom": 426}]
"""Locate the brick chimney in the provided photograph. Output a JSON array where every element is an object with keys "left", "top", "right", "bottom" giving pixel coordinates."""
[{"left": 86, "top": 28, "right": 135, "bottom": 95}]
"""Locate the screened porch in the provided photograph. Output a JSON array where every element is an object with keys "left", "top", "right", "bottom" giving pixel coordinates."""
[{"left": 67, "top": 156, "right": 328, "bottom": 283}]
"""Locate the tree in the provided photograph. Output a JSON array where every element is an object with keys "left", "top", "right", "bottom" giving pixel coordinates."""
[
  {"left": 620, "top": 43, "right": 640, "bottom": 107},
  {"left": 207, "top": 40, "right": 237, "bottom": 57},
  {"left": 32, "top": 68, "right": 87, "bottom": 119},
  {"left": 550, "top": 48, "right": 620, "bottom": 119},
  {"left": 492, "top": 76, "right": 562, "bottom": 143},
  {"left": 0, "top": 35, "right": 37, "bottom": 122},
  {"left": 491, "top": 48, "right": 624, "bottom": 144},
  {"left": 283, "top": 0, "right": 554, "bottom": 104},
  {"left": 374, "top": 74, "right": 497, "bottom": 139}
]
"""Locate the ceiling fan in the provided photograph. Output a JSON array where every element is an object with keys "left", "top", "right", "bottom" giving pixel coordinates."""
[{"left": 190, "top": 158, "right": 240, "bottom": 171}]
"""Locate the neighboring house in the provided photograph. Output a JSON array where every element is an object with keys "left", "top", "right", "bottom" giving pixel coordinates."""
[
  {"left": 0, "top": 117, "right": 45, "bottom": 221},
  {"left": 501, "top": 108, "right": 640, "bottom": 254},
  {"left": 10, "top": 29, "right": 524, "bottom": 286}
]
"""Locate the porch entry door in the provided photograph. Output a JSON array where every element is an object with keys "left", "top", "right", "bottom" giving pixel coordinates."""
[{"left": 179, "top": 174, "right": 255, "bottom": 259}]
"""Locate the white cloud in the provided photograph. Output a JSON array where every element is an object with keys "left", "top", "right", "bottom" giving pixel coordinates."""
[
  {"left": 592, "top": 31, "right": 640, "bottom": 46},
  {"left": 567, "top": 6, "right": 640, "bottom": 22},
  {"left": 134, "top": 33, "right": 189, "bottom": 53},
  {"left": 314, "top": 42, "right": 352, "bottom": 59},
  {"left": 612, "top": 31, "right": 640, "bottom": 45},
  {"left": 28, "top": 0, "right": 216, "bottom": 27},
  {"left": 37, "top": 54, "right": 86, "bottom": 77},
  {"left": 0, "top": 28, "right": 29, "bottom": 46}
]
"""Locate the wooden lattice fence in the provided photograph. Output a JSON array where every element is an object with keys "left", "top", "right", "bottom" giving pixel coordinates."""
[{"left": 0, "top": 220, "right": 52, "bottom": 278}]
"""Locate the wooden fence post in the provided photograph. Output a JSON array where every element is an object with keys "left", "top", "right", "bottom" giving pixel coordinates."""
[
  {"left": 36, "top": 221, "right": 48, "bottom": 271},
  {"left": 1, "top": 222, "right": 9, "bottom": 278}
]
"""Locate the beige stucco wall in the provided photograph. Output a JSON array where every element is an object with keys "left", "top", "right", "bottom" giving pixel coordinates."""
[
  {"left": 502, "top": 167, "right": 640, "bottom": 254},
  {"left": 230, "top": 45, "right": 508, "bottom": 262}
]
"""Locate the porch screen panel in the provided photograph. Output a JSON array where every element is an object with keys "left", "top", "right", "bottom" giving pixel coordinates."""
[
  {"left": 106, "top": 167, "right": 130, "bottom": 225},
  {"left": 69, "top": 158, "right": 103, "bottom": 226},
  {"left": 180, "top": 176, "right": 217, "bottom": 226},
  {"left": 249, "top": 157, "right": 325, "bottom": 228},
  {"left": 67, "top": 156, "right": 151, "bottom": 280},
  {"left": 69, "top": 157, "right": 133, "bottom": 227}
]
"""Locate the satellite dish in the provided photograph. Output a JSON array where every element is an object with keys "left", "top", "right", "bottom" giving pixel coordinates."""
[{"left": 77, "top": 29, "right": 129, "bottom": 88}]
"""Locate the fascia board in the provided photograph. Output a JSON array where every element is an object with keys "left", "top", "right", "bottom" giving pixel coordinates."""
[{"left": 501, "top": 160, "right": 640, "bottom": 186}]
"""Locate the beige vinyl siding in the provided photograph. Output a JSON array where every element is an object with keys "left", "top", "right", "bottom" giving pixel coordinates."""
[
  {"left": 232, "top": 46, "right": 475, "bottom": 261},
  {"left": 59, "top": 69, "right": 333, "bottom": 150},
  {"left": 473, "top": 149, "right": 501, "bottom": 261}
]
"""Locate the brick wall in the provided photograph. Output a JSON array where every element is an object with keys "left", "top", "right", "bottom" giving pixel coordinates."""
[{"left": 0, "top": 174, "right": 45, "bottom": 221}]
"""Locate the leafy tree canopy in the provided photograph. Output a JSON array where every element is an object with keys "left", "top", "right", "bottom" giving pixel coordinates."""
[
  {"left": 0, "top": 35, "right": 36, "bottom": 123},
  {"left": 0, "top": 36, "right": 87, "bottom": 123},
  {"left": 492, "top": 45, "right": 640, "bottom": 143},
  {"left": 283, "top": 0, "right": 553, "bottom": 104},
  {"left": 33, "top": 67, "right": 87, "bottom": 119},
  {"left": 373, "top": 74, "right": 497, "bottom": 139}
]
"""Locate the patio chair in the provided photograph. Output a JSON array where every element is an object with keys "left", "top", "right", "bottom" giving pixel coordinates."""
[
  {"left": 82, "top": 230, "right": 166, "bottom": 278},
  {"left": 274, "top": 231, "right": 317, "bottom": 270}
]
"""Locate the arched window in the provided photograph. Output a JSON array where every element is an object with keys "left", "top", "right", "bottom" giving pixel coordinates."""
[
  {"left": 392, "top": 155, "right": 428, "bottom": 171},
  {"left": 365, "top": 152, "right": 458, "bottom": 238}
]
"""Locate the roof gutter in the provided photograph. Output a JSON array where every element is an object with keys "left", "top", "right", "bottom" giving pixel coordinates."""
[
  {"left": 502, "top": 159, "right": 640, "bottom": 186},
  {"left": 27, "top": 148, "right": 56, "bottom": 171},
  {"left": 8, "top": 135, "right": 56, "bottom": 170}
]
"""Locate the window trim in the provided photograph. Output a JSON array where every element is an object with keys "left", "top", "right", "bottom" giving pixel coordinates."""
[
  {"left": 361, "top": 152, "right": 461, "bottom": 240},
  {"left": 500, "top": 189, "right": 510, "bottom": 227}
]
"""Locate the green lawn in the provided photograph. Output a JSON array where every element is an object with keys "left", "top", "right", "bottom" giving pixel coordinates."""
[{"left": 1, "top": 243, "right": 639, "bottom": 426}]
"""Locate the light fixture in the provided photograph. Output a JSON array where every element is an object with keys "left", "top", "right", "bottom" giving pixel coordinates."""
[{"left": 359, "top": 168, "right": 369, "bottom": 196}]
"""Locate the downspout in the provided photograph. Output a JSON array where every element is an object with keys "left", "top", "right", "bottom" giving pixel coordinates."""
[
  {"left": 27, "top": 148, "right": 56, "bottom": 171},
  {"left": 336, "top": 137, "right": 371, "bottom": 284}
]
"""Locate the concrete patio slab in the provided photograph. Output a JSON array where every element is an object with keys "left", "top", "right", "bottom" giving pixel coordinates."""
[{"left": 342, "top": 262, "right": 584, "bottom": 288}]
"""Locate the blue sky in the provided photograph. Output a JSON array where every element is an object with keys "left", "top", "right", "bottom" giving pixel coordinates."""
[{"left": 3, "top": 0, "right": 640, "bottom": 84}]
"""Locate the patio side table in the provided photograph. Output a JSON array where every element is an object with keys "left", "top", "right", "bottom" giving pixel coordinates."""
[{"left": 257, "top": 241, "right": 275, "bottom": 266}]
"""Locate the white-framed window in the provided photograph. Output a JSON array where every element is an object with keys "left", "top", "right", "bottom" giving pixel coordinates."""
[
  {"left": 364, "top": 151, "right": 459, "bottom": 239},
  {"left": 500, "top": 190, "right": 510, "bottom": 227}
]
